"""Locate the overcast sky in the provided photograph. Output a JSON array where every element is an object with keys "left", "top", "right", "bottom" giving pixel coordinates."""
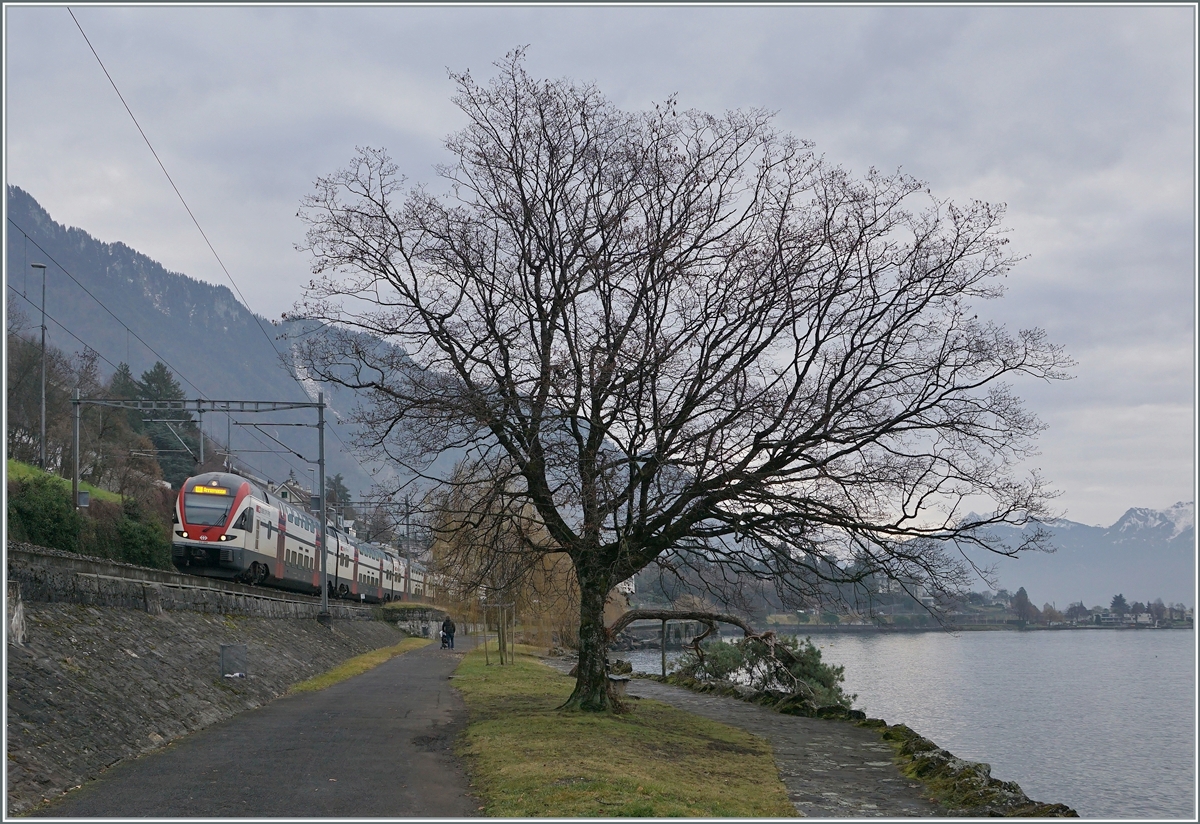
[{"left": 4, "top": 4, "right": 1195, "bottom": 527}]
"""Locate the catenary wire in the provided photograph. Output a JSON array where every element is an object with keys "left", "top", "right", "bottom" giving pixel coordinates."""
[
  {"left": 65, "top": 7, "right": 375, "bottom": 486},
  {"left": 7, "top": 268, "right": 312, "bottom": 486},
  {"left": 7, "top": 285, "right": 285, "bottom": 483}
]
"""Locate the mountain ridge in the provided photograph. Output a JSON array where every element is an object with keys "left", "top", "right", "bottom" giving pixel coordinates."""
[
  {"left": 5, "top": 185, "right": 375, "bottom": 492},
  {"left": 6, "top": 186, "right": 1195, "bottom": 605},
  {"left": 962, "top": 503, "right": 1194, "bottom": 608}
]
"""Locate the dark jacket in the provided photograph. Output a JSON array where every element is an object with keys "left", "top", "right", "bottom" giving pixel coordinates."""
[{"left": 442, "top": 618, "right": 456, "bottom": 636}]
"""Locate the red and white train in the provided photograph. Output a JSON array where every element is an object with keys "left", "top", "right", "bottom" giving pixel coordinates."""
[{"left": 171, "top": 471, "right": 424, "bottom": 603}]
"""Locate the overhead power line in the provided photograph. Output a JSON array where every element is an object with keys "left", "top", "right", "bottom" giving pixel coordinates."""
[
  {"left": 8, "top": 218, "right": 202, "bottom": 394},
  {"left": 66, "top": 7, "right": 282, "bottom": 362},
  {"left": 65, "top": 4, "right": 372, "bottom": 484},
  {"left": 7, "top": 284, "right": 122, "bottom": 373},
  {"left": 7, "top": 262, "right": 308, "bottom": 482}
]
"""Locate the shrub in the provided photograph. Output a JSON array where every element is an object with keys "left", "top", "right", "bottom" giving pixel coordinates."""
[
  {"left": 674, "top": 640, "right": 745, "bottom": 682},
  {"left": 115, "top": 498, "right": 171, "bottom": 568},
  {"left": 7, "top": 473, "right": 171, "bottom": 569},
  {"left": 6, "top": 475, "right": 85, "bottom": 552},
  {"left": 673, "top": 635, "right": 853, "bottom": 709}
]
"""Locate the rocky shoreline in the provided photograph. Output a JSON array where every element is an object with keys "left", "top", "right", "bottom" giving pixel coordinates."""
[{"left": 645, "top": 671, "right": 1077, "bottom": 817}]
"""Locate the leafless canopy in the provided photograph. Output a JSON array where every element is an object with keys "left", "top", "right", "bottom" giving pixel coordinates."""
[{"left": 294, "top": 51, "right": 1070, "bottom": 709}]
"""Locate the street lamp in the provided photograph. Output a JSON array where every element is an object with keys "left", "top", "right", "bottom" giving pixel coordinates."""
[{"left": 31, "top": 263, "right": 48, "bottom": 469}]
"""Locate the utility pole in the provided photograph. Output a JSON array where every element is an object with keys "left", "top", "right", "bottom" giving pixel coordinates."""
[
  {"left": 317, "top": 391, "right": 330, "bottom": 624},
  {"left": 32, "top": 263, "right": 47, "bottom": 469},
  {"left": 403, "top": 493, "right": 412, "bottom": 602},
  {"left": 72, "top": 389, "right": 80, "bottom": 510}
]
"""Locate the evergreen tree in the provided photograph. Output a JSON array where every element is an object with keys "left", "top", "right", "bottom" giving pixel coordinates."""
[
  {"left": 326, "top": 473, "right": 357, "bottom": 523},
  {"left": 1110, "top": 593, "right": 1129, "bottom": 617},
  {"left": 137, "top": 362, "right": 197, "bottom": 489},
  {"left": 1011, "top": 586, "right": 1040, "bottom": 622},
  {"left": 109, "top": 362, "right": 143, "bottom": 432},
  {"left": 110, "top": 362, "right": 139, "bottom": 398}
]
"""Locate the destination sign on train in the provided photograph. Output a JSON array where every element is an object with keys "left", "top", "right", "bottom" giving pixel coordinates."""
[{"left": 191, "top": 485, "right": 228, "bottom": 495}]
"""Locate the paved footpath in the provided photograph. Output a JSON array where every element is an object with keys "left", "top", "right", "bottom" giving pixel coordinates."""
[
  {"left": 624, "top": 678, "right": 942, "bottom": 817},
  {"left": 36, "top": 639, "right": 480, "bottom": 818}
]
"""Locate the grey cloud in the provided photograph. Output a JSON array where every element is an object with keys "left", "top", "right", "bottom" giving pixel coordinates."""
[{"left": 4, "top": 4, "right": 1192, "bottom": 526}]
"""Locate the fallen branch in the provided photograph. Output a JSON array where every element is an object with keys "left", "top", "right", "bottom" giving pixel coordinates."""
[{"left": 605, "top": 609, "right": 758, "bottom": 640}]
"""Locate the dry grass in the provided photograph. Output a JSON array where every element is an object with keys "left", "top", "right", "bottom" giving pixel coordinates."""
[
  {"left": 288, "top": 636, "right": 431, "bottom": 693},
  {"left": 453, "top": 647, "right": 796, "bottom": 817}
]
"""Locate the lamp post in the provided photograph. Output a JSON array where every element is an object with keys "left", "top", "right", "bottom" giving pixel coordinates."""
[{"left": 31, "top": 263, "right": 48, "bottom": 469}]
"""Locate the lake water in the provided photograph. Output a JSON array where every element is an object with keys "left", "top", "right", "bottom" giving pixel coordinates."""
[{"left": 624, "top": 629, "right": 1195, "bottom": 819}]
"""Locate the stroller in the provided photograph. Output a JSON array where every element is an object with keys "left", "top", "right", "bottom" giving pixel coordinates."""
[{"left": 440, "top": 629, "right": 449, "bottom": 649}]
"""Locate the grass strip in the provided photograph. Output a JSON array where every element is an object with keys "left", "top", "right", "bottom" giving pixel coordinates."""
[
  {"left": 453, "top": 647, "right": 796, "bottom": 817},
  {"left": 381, "top": 600, "right": 444, "bottom": 613},
  {"left": 289, "top": 636, "right": 432, "bottom": 693},
  {"left": 7, "top": 458, "right": 122, "bottom": 503}
]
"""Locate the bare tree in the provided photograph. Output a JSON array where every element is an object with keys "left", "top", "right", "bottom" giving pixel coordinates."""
[
  {"left": 428, "top": 459, "right": 581, "bottom": 649},
  {"left": 294, "top": 51, "right": 1071, "bottom": 711}
]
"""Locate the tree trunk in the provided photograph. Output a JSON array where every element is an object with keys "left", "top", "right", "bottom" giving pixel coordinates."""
[
  {"left": 498, "top": 606, "right": 506, "bottom": 665},
  {"left": 661, "top": 618, "right": 667, "bottom": 677},
  {"left": 559, "top": 571, "right": 618, "bottom": 711}
]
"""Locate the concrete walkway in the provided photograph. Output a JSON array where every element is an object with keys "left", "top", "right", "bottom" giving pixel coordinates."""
[
  {"left": 36, "top": 639, "right": 480, "bottom": 818},
  {"left": 625, "top": 678, "right": 942, "bottom": 817}
]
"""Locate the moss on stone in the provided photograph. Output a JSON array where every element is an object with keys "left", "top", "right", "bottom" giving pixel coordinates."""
[
  {"left": 880, "top": 724, "right": 1078, "bottom": 817},
  {"left": 660, "top": 675, "right": 1077, "bottom": 817}
]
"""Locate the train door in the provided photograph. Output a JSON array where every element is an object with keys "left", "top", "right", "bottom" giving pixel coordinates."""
[
  {"left": 310, "top": 526, "right": 321, "bottom": 590},
  {"left": 333, "top": 533, "right": 343, "bottom": 595},
  {"left": 324, "top": 533, "right": 338, "bottom": 595},
  {"left": 276, "top": 509, "right": 286, "bottom": 582}
]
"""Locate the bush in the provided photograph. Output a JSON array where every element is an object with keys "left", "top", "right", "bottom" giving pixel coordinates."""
[
  {"left": 675, "top": 640, "right": 745, "bottom": 682},
  {"left": 673, "top": 635, "right": 853, "bottom": 709},
  {"left": 7, "top": 473, "right": 171, "bottom": 569},
  {"left": 6, "top": 475, "right": 85, "bottom": 552}
]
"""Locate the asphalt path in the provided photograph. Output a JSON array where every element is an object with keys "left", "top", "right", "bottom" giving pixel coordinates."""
[{"left": 38, "top": 636, "right": 480, "bottom": 818}]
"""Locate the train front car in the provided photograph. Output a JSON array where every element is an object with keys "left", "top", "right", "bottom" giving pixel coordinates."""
[{"left": 172, "top": 472, "right": 273, "bottom": 584}]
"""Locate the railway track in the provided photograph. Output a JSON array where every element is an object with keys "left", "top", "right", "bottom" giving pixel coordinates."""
[{"left": 5, "top": 542, "right": 396, "bottom": 619}]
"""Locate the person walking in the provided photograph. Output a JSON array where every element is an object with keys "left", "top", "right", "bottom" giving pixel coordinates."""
[{"left": 441, "top": 616, "right": 456, "bottom": 649}]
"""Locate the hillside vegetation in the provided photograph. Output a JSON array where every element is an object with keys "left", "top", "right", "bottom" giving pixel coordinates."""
[{"left": 6, "top": 460, "right": 172, "bottom": 569}]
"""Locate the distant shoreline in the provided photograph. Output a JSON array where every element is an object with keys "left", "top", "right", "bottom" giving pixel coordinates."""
[
  {"left": 768, "top": 622, "right": 1193, "bottom": 634},
  {"left": 618, "top": 620, "right": 1192, "bottom": 651}
]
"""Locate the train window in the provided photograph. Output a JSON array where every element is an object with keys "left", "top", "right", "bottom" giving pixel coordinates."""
[{"left": 184, "top": 491, "right": 235, "bottom": 526}]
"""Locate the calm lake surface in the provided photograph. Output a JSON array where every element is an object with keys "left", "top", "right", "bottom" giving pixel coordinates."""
[{"left": 625, "top": 629, "right": 1195, "bottom": 819}]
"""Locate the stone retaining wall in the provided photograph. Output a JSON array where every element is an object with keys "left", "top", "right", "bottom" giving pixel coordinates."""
[
  {"left": 4, "top": 544, "right": 414, "bottom": 815},
  {"left": 6, "top": 543, "right": 377, "bottom": 620}
]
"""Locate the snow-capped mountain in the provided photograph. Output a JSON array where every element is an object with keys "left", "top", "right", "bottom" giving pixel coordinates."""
[
  {"left": 961, "top": 503, "right": 1195, "bottom": 608},
  {"left": 1111, "top": 501, "right": 1194, "bottom": 541}
]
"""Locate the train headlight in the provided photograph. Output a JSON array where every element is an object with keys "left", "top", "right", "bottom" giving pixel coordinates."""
[{"left": 181, "top": 531, "right": 189, "bottom": 538}]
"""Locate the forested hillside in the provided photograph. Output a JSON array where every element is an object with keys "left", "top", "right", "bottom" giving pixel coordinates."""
[{"left": 5, "top": 185, "right": 372, "bottom": 491}]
